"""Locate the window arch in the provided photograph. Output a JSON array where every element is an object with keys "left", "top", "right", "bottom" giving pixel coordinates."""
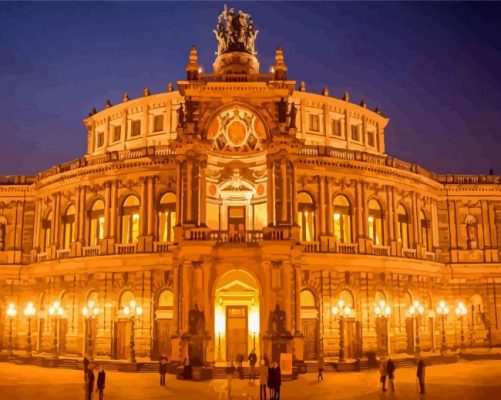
[
  {"left": 158, "top": 289, "right": 173, "bottom": 309},
  {"left": 300, "top": 289, "right": 317, "bottom": 308},
  {"left": 42, "top": 210, "right": 53, "bottom": 252},
  {"left": 62, "top": 205, "right": 76, "bottom": 250},
  {"left": 375, "top": 290, "right": 386, "bottom": 306},
  {"left": 338, "top": 289, "right": 355, "bottom": 308},
  {"left": 89, "top": 199, "right": 105, "bottom": 247},
  {"left": 297, "top": 192, "right": 315, "bottom": 242},
  {"left": 158, "top": 193, "right": 176, "bottom": 243},
  {"left": 121, "top": 195, "right": 140, "bottom": 244},
  {"left": 333, "top": 194, "right": 352, "bottom": 243},
  {"left": 119, "top": 290, "right": 135, "bottom": 309},
  {"left": 397, "top": 204, "right": 410, "bottom": 248},
  {"left": 368, "top": 199, "right": 383, "bottom": 245}
]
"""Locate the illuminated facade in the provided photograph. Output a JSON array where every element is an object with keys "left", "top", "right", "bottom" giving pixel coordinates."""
[{"left": 1, "top": 8, "right": 501, "bottom": 368}]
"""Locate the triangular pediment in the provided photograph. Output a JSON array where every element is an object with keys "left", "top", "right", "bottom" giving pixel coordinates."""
[{"left": 217, "top": 279, "right": 257, "bottom": 293}]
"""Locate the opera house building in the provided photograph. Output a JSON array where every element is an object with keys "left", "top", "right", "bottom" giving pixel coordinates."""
[{"left": 0, "top": 8, "right": 500, "bottom": 372}]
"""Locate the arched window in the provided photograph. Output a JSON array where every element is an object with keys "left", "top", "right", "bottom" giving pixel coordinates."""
[
  {"left": 300, "top": 289, "right": 317, "bottom": 309},
  {"left": 420, "top": 210, "right": 429, "bottom": 251},
  {"left": 42, "top": 211, "right": 52, "bottom": 252},
  {"left": 465, "top": 214, "right": 478, "bottom": 249},
  {"left": 119, "top": 290, "right": 135, "bottom": 309},
  {"left": 158, "top": 289, "right": 174, "bottom": 309},
  {"left": 0, "top": 215, "right": 7, "bottom": 251},
  {"left": 375, "top": 290, "right": 386, "bottom": 306},
  {"left": 62, "top": 205, "right": 76, "bottom": 250},
  {"left": 158, "top": 193, "right": 176, "bottom": 243},
  {"left": 89, "top": 199, "right": 105, "bottom": 247},
  {"left": 338, "top": 289, "right": 355, "bottom": 308},
  {"left": 333, "top": 195, "right": 352, "bottom": 243},
  {"left": 397, "top": 204, "right": 410, "bottom": 248},
  {"left": 121, "top": 195, "right": 140, "bottom": 244},
  {"left": 297, "top": 192, "right": 315, "bottom": 242},
  {"left": 368, "top": 199, "right": 383, "bottom": 245}
]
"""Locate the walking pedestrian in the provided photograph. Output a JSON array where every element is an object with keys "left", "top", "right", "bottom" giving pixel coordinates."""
[
  {"left": 83, "top": 357, "right": 90, "bottom": 382},
  {"left": 387, "top": 357, "right": 396, "bottom": 393},
  {"left": 379, "top": 356, "right": 388, "bottom": 392},
  {"left": 96, "top": 366, "right": 105, "bottom": 400},
  {"left": 86, "top": 365, "right": 95, "bottom": 400},
  {"left": 416, "top": 357, "right": 426, "bottom": 394},
  {"left": 159, "top": 354, "right": 168, "bottom": 386},
  {"left": 248, "top": 349, "right": 257, "bottom": 382},
  {"left": 317, "top": 356, "right": 324, "bottom": 381},
  {"left": 259, "top": 359, "right": 268, "bottom": 400}
]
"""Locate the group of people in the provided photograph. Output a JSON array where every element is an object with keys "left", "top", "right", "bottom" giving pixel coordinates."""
[
  {"left": 259, "top": 359, "right": 282, "bottom": 400},
  {"left": 379, "top": 356, "right": 426, "bottom": 395},
  {"left": 83, "top": 357, "right": 106, "bottom": 400}
]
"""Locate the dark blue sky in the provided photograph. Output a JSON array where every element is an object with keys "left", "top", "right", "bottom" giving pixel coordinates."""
[{"left": 1, "top": 2, "right": 500, "bottom": 175}]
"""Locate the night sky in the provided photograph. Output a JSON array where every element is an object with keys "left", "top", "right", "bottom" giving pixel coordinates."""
[{"left": 1, "top": 2, "right": 500, "bottom": 176}]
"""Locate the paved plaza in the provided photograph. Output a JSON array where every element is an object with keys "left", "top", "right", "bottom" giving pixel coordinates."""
[{"left": 0, "top": 360, "right": 500, "bottom": 400}]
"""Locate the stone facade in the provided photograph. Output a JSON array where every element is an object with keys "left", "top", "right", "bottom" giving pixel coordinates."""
[{"left": 1, "top": 10, "right": 500, "bottom": 367}]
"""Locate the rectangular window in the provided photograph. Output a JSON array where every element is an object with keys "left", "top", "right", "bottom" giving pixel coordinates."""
[
  {"left": 131, "top": 120, "right": 141, "bottom": 137},
  {"left": 351, "top": 125, "right": 359, "bottom": 141},
  {"left": 367, "top": 131, "right": 375, "bottom": 147},
  {"left": 113, "top": 125, "right": 121, "bottom": 142},
  {"left": 332, "top": 119, "right": 342, "bottom": 137},
  {"left": 309, "top": 114, "right": 320, "bottom": 132},
  {"left": 96, "top": 131, "right": 104, "bottom": 148},
  {"left": 153, "top": 115, "right": 164, "bottom": 132}
]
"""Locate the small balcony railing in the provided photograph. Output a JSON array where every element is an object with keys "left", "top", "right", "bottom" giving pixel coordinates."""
[
  {"left": 210, "top": 230, "right": 263, "bottom": 244},
  {"left": 372, "top": 245, "right": 391, "bottom": 256},
  {"left": 115, "top": 243, "right": 137, "bottom": 254},
  {"left": 36, "top": 252, "right": 49, "bottom": 262},
  {"left": 423, "top": 251, "right": 436, "bottom": 261},
  {"left": 337, "top": 243, "right": 359, "bottom": 254},
  {"left": 402, "top": 248, "right": 417, "bottom": 259},
  {"left": 56, "top": 249, "right": 71, "bottom": 259},
  {"left": 82, "top": 246, "right": 101, "bottom": 257},
  {"left": 302, "top": 241, "right": 320, "bottom": 253},
  {"left": 153, "top": 241, "right": 174, "bottom": 253}
]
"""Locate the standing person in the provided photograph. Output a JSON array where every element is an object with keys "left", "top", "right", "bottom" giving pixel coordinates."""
[
  {"left": 317, "top": 356, "right": 325, "bottom": 381},
  {"left": 386, "top": 357, "right": 396, "bottom": 393},
  {"left": 259, "top": 359, "right": 268, "bottom": 400},
  {"left": 86, "top": 365, "right": 95, "bottom": 400},
  {"left": 416, "top": 357, "right": 426, "bottom": 394},
  {"left": 159, "top": 354, "right": 168, "bottom": 386},
  {"left": 379, "top": 356, "right": 388, "bottom": 392},
  {"left": 83, "top": 357, "right": 90, "bottom": 382},
  {"left": 96, "top": 366, "right": 105, "bottom": 400},
  {"left": 248, "top": 349, "right": 257, "bottom": 382},
  {"left": 226, "top": 360, "right": 236, "bottom": 399},
  {"left": 274, "top": 361, "right": 282, "bottom": 400},
  {"left": 267, "top": 362, "right": 275, "bottom": 400}
]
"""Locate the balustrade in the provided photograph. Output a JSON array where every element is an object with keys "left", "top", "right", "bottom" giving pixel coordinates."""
[
  {"left": 153, "top": 242, "right": 174, "bottom": 253},
  {"left": 302, "top": 241, "right": 320, "bottom": 252},
  {"left": 36, "top": 252, "right": 49, "bottom": 262},
  {"left": 56, "top": 249, "right": 71, "bottom": 259},
  {"left": 115, "top": 243, "right": 137, "bottom": 254},
  {"left": 402, "top": 248, "right": 417, "bottom": 259},
  {"left": 210, "top": 230, "right": 263, "bottom": 244},
  {"left": 424, "top": 251, "right": 436, "bottom": 261},
  {"left": 372, "top": 245, "right": 391, "bottom": 256},
  {"left": 337, "top": 243, "right": 359, "bottom": 254},
  {"left": 82, "top": 246, "right": 101, "bottom": 257}
]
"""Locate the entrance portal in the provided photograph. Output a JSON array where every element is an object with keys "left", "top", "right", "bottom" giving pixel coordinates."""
[{"left": 214, "top": 269, "right": 260, "bottom": 364}]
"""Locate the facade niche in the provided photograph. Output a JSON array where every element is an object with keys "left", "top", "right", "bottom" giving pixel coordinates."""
[{"left": 465, "top": 214, "right": 478, "bottom": 249}]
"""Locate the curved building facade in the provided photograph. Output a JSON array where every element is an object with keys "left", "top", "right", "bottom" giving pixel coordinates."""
[{"left": 1, "top": 9, "right": 500, "bottom": 368}]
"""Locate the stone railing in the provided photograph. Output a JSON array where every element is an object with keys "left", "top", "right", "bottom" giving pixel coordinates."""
[
  {"left": 210, "top": 230, "right": 263, "bottom": 244},
  {"left": 184, "top": 227, "right": 211, "bottom": 241},
  {"left": 337, "top": 243, "right": 359, "bottom": 254},
  {"left": 56, "top": 249, "right": 71, "bottom": 259},
  {"left": 263, "top": 226, "right": 293, "bottom": 241},
  {"left": 36, "top": 252, "right": 49, "bottom": 262},
  {"left": 423, "top": 251, "right": 436, "bottom": 261},
  {"left": 153, "top": 242, "right": 174, "bottom": 253},
  {"left": 402, "top": 248, "right": 417, "bottom": 259},
  {"left": 372, "top": 245, "right": 391, "bottom": 257},
  {"left": 115, "top": 243, "right": 137, "bottom": 254},
  {"left": 302, "top": 241, "right": 320, "bottom": 253},
  {"left": 82, "top": 246, "right": 101, "bottom": 257}
]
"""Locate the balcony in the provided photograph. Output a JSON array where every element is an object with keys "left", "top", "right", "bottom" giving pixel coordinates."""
[
  {"left": 56, "top": 249, "right": 71, "bottom": 259},
  {"left": 372, "top": 245, "right": 391, "bottom": 257},
  {"left": 302, "top": 241, "right": 320, "bottom": 253},
  {"left": 36, "top": 252, "right": 49, "bottom": 262},
  {"left": 115, "top": 243, "right": 137, "bottom": 254},
  {"left": 402, "top": 248, "right": 417, "bottom": 259},
  {"left": 424, "top": 251, "right": 436, "bottom": 261},
  {"left": 210, "top": 230, "right": 263, "bottom": 244},
  {"left": 337, "top": 243, "right": 359, "bottom": 254},
  {"left": 82, "top": 246, "right": 101, "bottom": 257},
  {"left": 153, "top": 241, "right": 174, "bottom": 253}
]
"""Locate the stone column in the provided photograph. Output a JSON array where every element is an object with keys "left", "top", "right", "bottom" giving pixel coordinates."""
[
  {"left": 147, "top": 176, "right": 155, "bottom": 237},
  {"left": 181, "top": 261, "right": 192, "bottom": 333},
  {"left": 355, "top": 181, "right": 363, "bottom": 240},
  {"left": 33, "top": 199, "right": 41, "bottom": 250},
  {"left": 52, "top": 192, "right": 61, "bottom": 247},
  {"left": 199, "top": 162, "right": 207, "bottom": 226},
  {"left": 186, "top": 161, "right": 193, "bottom": 223},
  {"left": 412, "top": 192, "right": 419, "bottom": 247},
  {"left": 362, "top": 183, "right": 369, "bottom": 239},
  {"left": 385, "top": 185, "right": 394, "bottom": 241},
  {"left": 140, "top": 178, "right": 148, "bottom": 236},
  {"left": 267, "top": 159, "right": 275, "bottom": 226},
  {"left": 431, "top": 201, "right": 439, "bottom": 248},
  {"left": 104, "top": 182, "right": 111, "bottom": 239},
  {"left": 319, "top": 176, "right": 326, "bottom": 235},
  {"left": 291, "top": 163, "right": 298, "bottom": 225},
  {"left": 326, "top": 179, "right": 333, "bottom": 236},
  {"left": 281, "top": 158, "right": 288, "bottom": 223},
  {"left": 294, "top": 265, "right": 302, "bottom": 334}
]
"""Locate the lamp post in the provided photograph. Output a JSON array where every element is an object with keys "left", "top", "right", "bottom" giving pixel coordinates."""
[
  {"left": 455, "top": 302, "right": 467, "bottom": 354},
  {"left": 6, "top": 303, "right": 17, "bottom": 356},
  {"left": 332, "top": 299, "right": 352, "bottom": 362},
  {"left": 374, "top": 300, "right": 391, "bottom": 356},
  {"left": 436, "top": 300, "right": 450, "bottom": 356},
  {"left": 82, "top": 300, "right": 99, "bottom": 360},
  {"left": 408, "top": 300, "right": 424, "bottom": 355},
  {"left": 123, "top": 299, "right": 142, "bottom": 363},
  {"left": 48, "top": 301, "right": 64, "bottom": 359},
  {"left": 23, "top": 302, "right": 36, "bottom": 357}
]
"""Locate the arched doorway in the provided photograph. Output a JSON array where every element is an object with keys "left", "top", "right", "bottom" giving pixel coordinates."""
[
  {"left": 374, "top": 290, "right": 389, "bottom": 355},
  {"left": 337, "top": 289, "right": 359, "bottom": 359},
  {"left": 300, "top": 289, "right": 319, "bottom": 361},
  {"left": 115, "top": 290, "right": 134, "bottom": 360},
  {"left": 154, "top": 289, "right": 174, "bottom": 359},
  {"left": 214, "top": 269, "right": 260, "bottom": 364},
  {"left": 403, "top": 291, "right": 414, "bottom": 354}
]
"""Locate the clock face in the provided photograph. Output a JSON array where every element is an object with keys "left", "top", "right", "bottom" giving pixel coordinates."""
[{"left": 209, "top": 105, "right": 264, "bottom": 152}]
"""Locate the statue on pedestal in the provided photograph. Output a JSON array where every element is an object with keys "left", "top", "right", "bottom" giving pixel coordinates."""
[
  {"left": 189, "top": 304, "right": 205, "bottom": 335},
  {"left": 287, "top": 102, "right": 297, "bottom": 129},
  {"left": 270, "top": 304, "right": 286, "bottom": 335}
]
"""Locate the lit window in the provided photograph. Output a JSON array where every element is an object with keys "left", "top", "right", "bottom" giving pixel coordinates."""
[
  {"left": 96, "top": 131, "right": 104, "bottom": 148},
  {"left": 131, "top": 120, "right": 141, "bottom": 137},
  {"left": 42, "top": 211, "right": 52, "bottom": 252},
  {"left": 332, "top": 119, "right": 342, "bottom": 137},
  {"left": 309, "top": 115, "right": 320, "bottom": 132},
  {"left": 113, "top": 125, "right": 121, "bottom": 142},
  {"left": 158, "top": 193, "right": 176, "bottom": 242},
  {"left": 420, "top": 210, "right": 429, "bottom": 252},
  {"left": 298, "top": 192, "right": 315, "bottom": 242},
  {"left": 153, "top": 115, "right": 164, "bottom": 132},
  {"left": 367, "top": 131, "right": 375, "bottom": 147},
  {"left": 397, "top": 204, "right": 409, "bottom": 248},
  {"left": 89, "top": 199, "right": 105, "bottom": 246},
  {"left": 121, "top": 195, "right": 140, "bottom": 243},
  {"left": 368, "top": 199, "right": 383, "bottom": 245},
  {"left": 333, "top": 195, "right": 352, "bottom": 243},
  {"left": 351, "top": 125, "right": 360, "bottom": 141},
  {"left": 62, "top": 205, "right": 76, "bottom": 250}
]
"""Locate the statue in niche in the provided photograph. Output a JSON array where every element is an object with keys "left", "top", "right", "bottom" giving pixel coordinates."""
[
  {"left": 269, "top": 304, "right": 286, "bottom": 335},
  {"left": 189, "top": 304, "right": 205, "bottom": 335},
  {"left": 177, "top": 104, "right": 186, "bottom": 128},
  {"left": 185, "top": 97, "right": 196, "bottom": 123},
  {"left": 287, "top": 102, "right": 297, "bottom": 129},
  {"left": 0, "top": 222, "right": 5, "bottom": 251},
  {"left": 278, "top": 98, "right": 287, "bottom": 123},
  {"left": 467, "top": 222, "right": 478, "bottom": 249}
]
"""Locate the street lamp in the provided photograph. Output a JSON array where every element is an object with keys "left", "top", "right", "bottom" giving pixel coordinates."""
[
  {"left": 436, "top": 300, "right": 450, "bottom": 356},
  {"left": 23, "top": 302, "right": 36, "bottom": 357},
  {"left": 48, "top": 301, "right": 64, "bottom": 359},
  {"left": 82, "top": 300, "right": 99, "bottom": 360},
  {"left": 332, "top": 299, "right": 352, "bottom": 362},
  {"left": 6, "top": 303, "right": 17, "bottom": 356},
  {"left": 408, "top": 300, "right": 424, "bottom": 355},
  {"left": 123, "top": 299, "right": 142, "bottom": 363},
  {"left": 455, "top": 302, "right": 467, "bottom": 353},
  {"left": 374, "top": 300, "right": 391, "bottom": 356}
]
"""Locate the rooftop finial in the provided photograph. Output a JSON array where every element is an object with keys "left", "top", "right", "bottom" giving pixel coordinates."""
[
  {"left": 185, "top": 45, "right": 200, "bottom": 80},
  {"left": 144, "top": 87, "right": 150, "bottom": 97},
  {"left": 299, "top": 81, "right": 306, "bottom": 92},
  {"left": 167, "top": 82, "right": 173, "bottom": 92},
  {"left": 214, "top": 5, "right": 259, "bottom": 56},
  {"left": 105, "top": 99, "right": 112, "bottom": 108},
  {"left": 322, "top": 87, "right": 329, "bottom": 96},
  {"left": 273, "top": 46, "right": 287, "bottom": 80},
  {"left": 343, "top": 92, "right": 350, "bottom": 102},
  {"left": 123, "top": 92, "right": 129, "bottom": 102},
  {"left": 360, "top": 99, "right": 367, "bottom": 108}
]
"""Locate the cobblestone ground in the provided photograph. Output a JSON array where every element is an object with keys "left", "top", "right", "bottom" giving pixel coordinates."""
[{"left": 0, "top": 360, "right": 500, "bottom": 400}]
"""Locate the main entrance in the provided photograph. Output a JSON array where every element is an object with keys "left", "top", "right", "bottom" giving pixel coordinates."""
[{"left": 214, "top": 269, "right": 260, "bottom": 364}]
